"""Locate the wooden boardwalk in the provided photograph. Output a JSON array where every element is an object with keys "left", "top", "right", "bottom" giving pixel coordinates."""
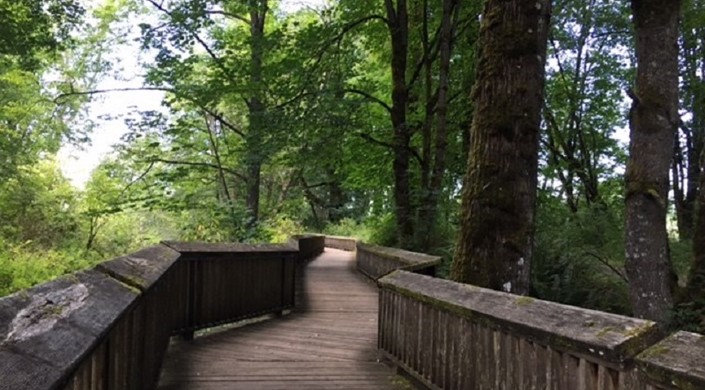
[{"left": 158, "top": 249, "right": 400, "bottom": 390}]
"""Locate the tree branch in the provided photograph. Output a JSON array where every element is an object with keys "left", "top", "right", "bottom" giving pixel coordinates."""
[
  {"left": 344, "top": 88, "right": 392, "bottom": 113},
  {"left": 54, "top": 87, "right": 247, "bottom": 138},
  {"left": 584, "top": 251, "right": 629, "bottom": 284},
  {"left": 279, "top": 14, "right": 390, "bottom": 110},
  {"left": 205, "top": 10, "right": 250, "bottom": 24},
  {"left": 145, "top": 158, "right": 247, "bottom": 181},
  {"left": 355, "top": 131, "right": 423, "bottom": 165},
  {"left": 145, "top": 0, "right": 239, "bottom": 87},
  {"left": 356, "top": 131, "right": 395, "bottom": 150}
]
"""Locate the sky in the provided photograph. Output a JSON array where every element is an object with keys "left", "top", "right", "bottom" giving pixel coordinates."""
[{"left": 58, "top": 0, "right": 328, "bottom": 188}]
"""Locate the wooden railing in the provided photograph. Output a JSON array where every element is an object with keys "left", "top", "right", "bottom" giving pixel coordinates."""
[
  {"left": 0, "top": 235, "right": 325, "bottom": 390},
  {"left": 4, "top": 235, "right": 703, "bottom": 390},
  {"left": 356, "top": 242, "right": 441, "bottom": 280},
  {"left": 322, "top": 235, "right": 357, "bottom": 251},
  {"left": 367, "top": 243, "right": 705, "bottom": 390},
  {"left": 289, "top": 234, "right": 325, "bottom": 261}
]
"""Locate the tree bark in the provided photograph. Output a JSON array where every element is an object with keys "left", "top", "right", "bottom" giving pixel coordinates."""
[
  {"left": 450, "top": 0, "right": 551, "bottom": 295},
  {"left": 624, "top": 0, "right": 679, "bottom": 322},
  {"left": 417, "top": 0, "right": 457, "bottom": 251},
  {"left": 385, "top": 0, "right": 414, "bottom": 248},
  {"left": 685, "top": 148, "right": 705, "bottom": 305},
  {"left": 245, "top": 1, "right": 267, "bottom": 223},
  {"left": 674, "top": 11, "right": 705, "bottom": 241}
]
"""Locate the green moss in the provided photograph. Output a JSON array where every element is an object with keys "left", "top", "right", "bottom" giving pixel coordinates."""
[
  {"left": 45, "top": 305, "right": 65, "bottom": 316},
  {"left": 121, "top": 274, "right": 147, "bottom": 290},
  {"left": 672, "top": 378, "right": 698, "bottom": 390},
  {"left": 390, "top": 375, "right": 415, "bottom": 390},
  {"left": 64, "top": 274, "right": 80, "bottom": 284},
  {"left": 595, "top": 326, "right": 615, "bottom": 338},
  {"left": 642, "top": 367, "right": 698, "bottom": 390},
  {"left": 515, "top": 296, "right": 535, "bottom": 306},
  {"left": 113, "top": 278, "right": 141, "bottom": 295},
  {"left": 622, "top": 323, "right": 653, "bottom": 338},
  {"left": 639, "top": 344, "right": 670, "bottom": 359}
]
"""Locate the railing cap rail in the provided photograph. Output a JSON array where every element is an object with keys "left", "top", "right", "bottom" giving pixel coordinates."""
[
  {"left": 162, "top": 241, "right": 298, "bottom": 254},
  {"left": 357, "top": 242, "right": 441, "bottom": 268},
  {"left": 0, "top": 268, "right": 139, "bottom": 389},
  {"left": 321, "top": 234, "right": 358, "bottom": 241},
  {"left": 379, "top": 270, "right": 662, "bottom": 367},
  {"left": 290, "top": 234, "right": 321, "bottom": 239},
  {"left": 96, "top": 245, "right": 181, "bottom": 292},
  {"left": 636, "top": 331, "right": 705, "bottom": 388}
]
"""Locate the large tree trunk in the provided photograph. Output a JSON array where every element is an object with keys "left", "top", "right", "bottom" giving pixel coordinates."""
[
  {"left": 246, "top": 1, "right": 267, "bottom": 223},
  {"left": 450, "top": 0, "right": 551, "bottom": 295},
  {"left": 624, "top": 0, "right": 679, "bottom": 322},
  {"left": 385, "top": 0, "right": 414, "bottom": 248}
]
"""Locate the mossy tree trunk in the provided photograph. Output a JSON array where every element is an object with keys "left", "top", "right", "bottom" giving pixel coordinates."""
[
  {"left": 624, "top": 0, "right": 679, "bottom": 322},
  {"left": 450, "top": 0, "right": 551, "bottom": 294}
]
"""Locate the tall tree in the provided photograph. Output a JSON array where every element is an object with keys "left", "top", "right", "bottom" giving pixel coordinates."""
[
  {"left": 673, "top": 0, "right": 705, "bottom": 240},
  {"left": 451, "top": 0, "right": 551, "bottom": 294},
  {"left": 678, "top": 0, "right": 705, "bottom": 330},
  {"left": 624, "top": 0, "right": 680, "bottom": 322},
  {"left": 333, "top": 0, "right": 478, "bottom": 249},
  {"left": 244, "top": 0, "right": 267, "bottom": 223},
  {"left": 383, "top": 0, "right": 415, "bottom": 247},
  {"left": 415, "top": 0, "right": 459, "bottom": 250},
  {"left": 682, "top": 145, "right": 705, "bottom": 329}
]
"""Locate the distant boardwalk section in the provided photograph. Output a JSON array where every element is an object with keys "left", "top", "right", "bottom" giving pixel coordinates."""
[{"left": 158, "top": 248, "right": 398, "bottom": 390}]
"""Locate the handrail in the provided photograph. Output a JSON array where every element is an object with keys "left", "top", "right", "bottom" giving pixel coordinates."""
[
  {"left": 5, "top": 235, "right": 701, "bottom": 390},
  {"left": 288, "top": 234, "right": 326, "bottom": 261},
  {"left": 378, "top": 269, "right": 705, "bottom": 389},
  {"left": 356, "top": 242, "right": 441, "bottom": 280},
  {"left": 351, "top": 241, "right": 705, "bottom": 389},
  {"left": 322, "top": 235, "right": 358, "bottom": 251},
  {"left": 0, "top": 235, "right": 325, "bottom": 390}
]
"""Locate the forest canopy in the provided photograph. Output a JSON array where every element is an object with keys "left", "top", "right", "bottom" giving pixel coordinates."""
[{"left": 0, "top": 0, "right": 704, "bottom": 332}]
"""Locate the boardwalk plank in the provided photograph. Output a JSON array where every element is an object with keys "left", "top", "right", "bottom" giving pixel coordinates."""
[{"left": 158, "top": 249, "right": 399, "bottom": 389}]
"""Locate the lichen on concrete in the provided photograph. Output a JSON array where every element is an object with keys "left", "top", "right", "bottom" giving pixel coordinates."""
[{"left": 3, "top": 284, "right": 89, "bottom": 344}]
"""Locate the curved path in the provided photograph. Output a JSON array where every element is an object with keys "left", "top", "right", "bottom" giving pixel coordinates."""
[{"left": 158, "top": 248, "right": 400, "bottom": 390}]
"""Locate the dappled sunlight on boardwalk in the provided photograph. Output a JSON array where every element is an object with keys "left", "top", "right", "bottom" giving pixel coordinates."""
[{"left": 157, "top": 248, "right": 399, "bottom": 390}]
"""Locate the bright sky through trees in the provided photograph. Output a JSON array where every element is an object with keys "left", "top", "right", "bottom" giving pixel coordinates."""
[{"left": 58, "top": 0, "right": 328, "bottom": 188}]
